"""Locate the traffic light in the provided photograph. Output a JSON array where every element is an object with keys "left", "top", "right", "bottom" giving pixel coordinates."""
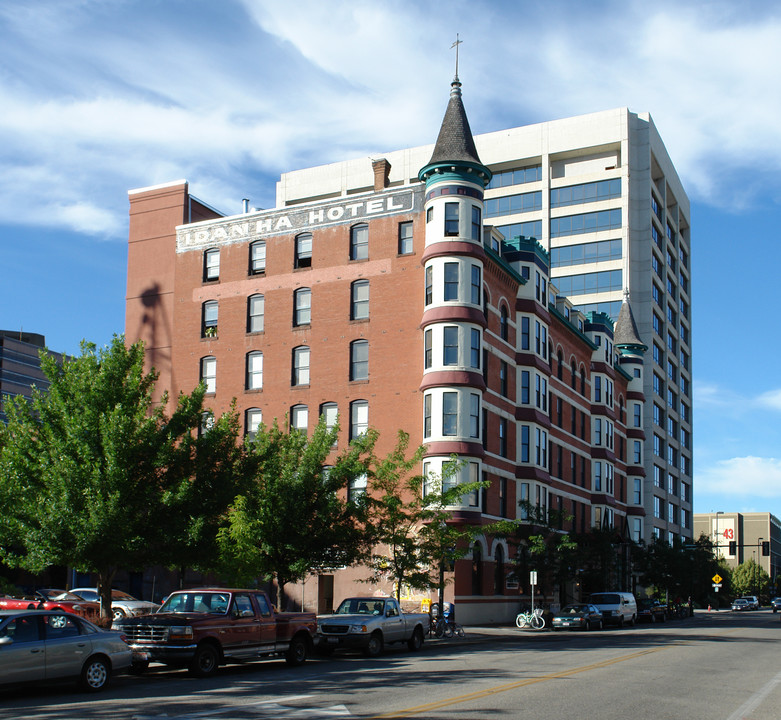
[
  {"left": 762, "top": 541, "right": 770, "bottom": 556},
  {"left": 729, "top": 540, "right": 737, "bottom": 555}
]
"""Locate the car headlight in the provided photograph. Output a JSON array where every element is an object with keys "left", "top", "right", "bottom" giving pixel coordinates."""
[
  {"left": 169, "top": 626, "right": 193, "bottom": 640},
  {"left": 349, "top": 624, "right": 368, "bottom": 633}
]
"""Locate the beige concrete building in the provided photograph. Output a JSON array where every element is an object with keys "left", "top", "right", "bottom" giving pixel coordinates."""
[{"left": 277, "top": 108, "right": 693, "bottom": 545}]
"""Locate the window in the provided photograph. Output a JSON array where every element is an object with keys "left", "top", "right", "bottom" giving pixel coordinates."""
[
  {"left": 443, "top": 392, "right": 458, "bottom": 436},
  {"left": 247, "top": 294, "right": 264, "bottom": 333},
  {"left": 351, "top": 280, "right": 369, "bottom": 320},
  {"left": 200, "top": 356, "right": 216, "bottom": 394},
  {"left": 594, "top": 461, "right": 602, "bottom": 491},
  {"left": 426, "top": 206, "right": 433, "bottom": 223},
  {"left": 203, "top": 248, "right": 219, "bottom": 281},
  {"left": 520, "top": 425, "right": 530, "bottom": 463},
  {"left": 292, "top": 346, "right": 310, "bottom": 386},
  {"left": 424, "top": 329, "right": 433, "bottom": 369},
  {"left": 424, "top": 394, "right": 432, "bottom": 438},
  {"left": 594, "top": 418, "right": 602, "bottom": 446},
  {"left": 425, "top": 266, "right": 433, "bottom": 305},
  {"left": 550, "top": 178, "right": 621, "bottom": 208},
  {"left": 294, "top": 232, "right": 312, "bottom": 269},
  {"left": 249, "top": 240, "right": 266, "bottom": 275},
  {"left": 485, "top": 190, "right": 542, "bottom": 217},
  {"left": 633, "top": 403, "right": 642, "bottom": 427},
  {"left": 246, "top": 408, "right": 262, "bottom": 439},
  {"left": 200, "top": 411, "right": 214, "bottom": 436},
  {"left": 202, "top": 300, "right": 218, "bottom": 338},
  {"left": 350, "top": 224, "right": 368, "bottom": 260},
  {"left": 633, "top": 440, "right": 642, "bottom": 464},
  {"left": 320, "top": 402, "right": 338, "bottom": 436},
  {"left": 444, "top": 262, "right": 459, "bottom": 301},
  {"left": 246, "top": 351, "right": 263, "bottom": 390},
  {"left": 500, "top": 360, "right": 508, "bottom": 397},
  {"left": 633, "top": 478, "right": 642, "bottom": 505},
  {"left": 471, "top": 265, "right": 481, "bottom": 305},
  {"left": 499, "top": 418, "right": 507, "bottom": 457},
  {"left": 445, "top": 202, "right": 459, "bottom": 236},
  {"left": 398, "top": 221, "right": 413, "bottom": 254},
  {"left": 291, "top": 405, "right": 308, "bottom": 434},
  {"left": 443, "top": 326, "right": 458, "bottom": 366},
  {"left": 494, "top": 543, "right": 505, "bottom": 593},
  {"left": 348, "top": 473, "right": 367, "bottom": 502},
  {"left": 471, "top": 206, "right": 482, "bottom": 241},
  {"left": 501, "top": 306, "right": 510, "bottom": 342},
  {"left": 520, "top": 370, "right": 530, "bottom": 404},
  {"left": 350, "top": 400, "right": 368, "bottom": 440},
  {"left": 294, "top": 288, "right": 311, "bottom": 326},
  {"left": 470, "top": 328, "right": 481, "bottom": 369},
  {"left": 350, "top": 340, "right": 369, "bottom": 381},
  {"left": 469, "top": 393, "right": 480, "bottom": 438},
  {"left": 550, "top": 208, "right": 622, "bottom": 238}
]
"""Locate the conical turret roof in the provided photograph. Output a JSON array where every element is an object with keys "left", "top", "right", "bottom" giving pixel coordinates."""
[
  {"left": 614, "top": 297, "right": 646, "bottom": 350},
  {"left": 426, "top": 77, "right": 483, "bottom": 166}
]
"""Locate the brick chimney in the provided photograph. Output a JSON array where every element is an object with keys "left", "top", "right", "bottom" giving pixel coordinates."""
[{"left": 372, "top": 158, "right": 391, "bottom": 191}]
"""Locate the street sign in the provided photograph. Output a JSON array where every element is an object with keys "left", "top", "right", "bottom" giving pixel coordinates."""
[
  {"left": 712, "top": 574, "right": 722, "bottom": 584},
  {"left": 530, "top": 571, "right": 538, "bottom": 586}
]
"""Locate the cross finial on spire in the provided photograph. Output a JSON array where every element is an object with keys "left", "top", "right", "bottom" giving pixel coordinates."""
[
  {"left": 624, "top": 287, "right": 630, "bottom": 300},
  {"left": 451, "top": 33, "right": 462, "bottom": 82}
]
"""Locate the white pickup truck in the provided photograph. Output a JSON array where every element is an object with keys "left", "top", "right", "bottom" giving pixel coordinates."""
[{"left": 316, "top": 597, "right": 430, "bottom": 657}]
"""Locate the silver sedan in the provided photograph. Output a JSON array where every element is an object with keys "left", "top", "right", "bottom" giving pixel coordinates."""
[{"left": 0, "top": 609, "right": 132, "bottom": 691}]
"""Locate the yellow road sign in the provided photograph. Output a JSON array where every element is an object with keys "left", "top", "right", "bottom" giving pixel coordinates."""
[{"left": 712, "top": 574, "right": 722, "bottom": 584}]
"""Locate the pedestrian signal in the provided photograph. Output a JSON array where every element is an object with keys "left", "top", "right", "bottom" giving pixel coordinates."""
[{"left": 729, "top": 541, "right": 737, "bottom": 554}]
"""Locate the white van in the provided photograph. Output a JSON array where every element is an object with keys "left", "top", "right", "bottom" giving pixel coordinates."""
[{"left": 590, "top": 592, "right": 637, "bottom": 627}]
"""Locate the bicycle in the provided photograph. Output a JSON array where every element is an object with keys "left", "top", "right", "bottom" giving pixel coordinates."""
[
  {"left": 515, "top": 607, "right": 545, "bottom": 629},
  {"left": 432, "top": 616, "right": 453, "bottom": 638}
]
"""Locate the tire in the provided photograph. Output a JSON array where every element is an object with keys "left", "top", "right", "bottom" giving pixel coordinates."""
[
  {"left": 630, "top": 614, "right": 636, "bottom": 626},
  {"left": 516, "top": 614, "right": 527, "bottom": 628},
  {"left": 618, "top": 616, "right": 624, "bottom": 629},
  {"left": 80, "top": 656, "right": 110, "bottom": 692},
  {"left": 112, "top": 607, "right": 126, "bottom": 621},
  {"left": 531, "top": 614, "right": 544, "bottom": 630},
  {"left": 455, "top": 624, "right": 465, "bottom": 638},
  {"left": 407, "top": 627, "right": 424, "bottom": 651},
  {"left": 130, "top": 661, "right": 149, "bottom": 675},
  {"left": 363, "top": 632, "right": 384, "bottom": 658},
  {"left": 285, "top": 635, "right": 308, "bottom": 666},
  {"left": 650, "top": 613, "right": 656, "bottom": 623},
  {"left": 585, "top": 620, "right": 592, "bottom": 631},
  {"left": 598, "top": 619, "right": 603, "bottom": 630},
  {"left": 188, "top": 643, "right": 220, "bottom": 677}
]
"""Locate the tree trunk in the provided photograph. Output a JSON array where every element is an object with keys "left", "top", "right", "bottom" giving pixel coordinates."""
[{"left": 97, "top": 569, "right": 117, "bottom": 626}]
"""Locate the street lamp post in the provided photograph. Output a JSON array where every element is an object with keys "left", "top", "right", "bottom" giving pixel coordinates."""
[
  {"left": 715, "top": 511, "right": 723, "bottom": 559},
  {"left": 757, "top": 538, "right": 764, "bottom": 601}
]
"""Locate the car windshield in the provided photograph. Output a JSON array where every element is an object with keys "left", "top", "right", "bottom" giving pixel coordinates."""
[
  {"left": 335, "top": 599, "right": 386, "bottom": 615},
  {"left": 159, "top": 592, "right": 230, "bottom": 614},
  {"left": 39, "top": 589, "right": 84, "bottom": 602},
  {"left": 111, "top": 591, "right": 137, "bottom": 601},
  {"left": 590, "top": 594, "right": 620, "bottom": 604},
  {"left": 560, "top": 604, "right": 588, "bottom": 614},
  {"left": 638, "top": 599, "right": 654, "bottom": 608}
]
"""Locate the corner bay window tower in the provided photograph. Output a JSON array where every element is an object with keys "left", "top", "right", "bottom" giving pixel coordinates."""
[{"left": 418, "top": 75, "right": 491, "bottom": 512}]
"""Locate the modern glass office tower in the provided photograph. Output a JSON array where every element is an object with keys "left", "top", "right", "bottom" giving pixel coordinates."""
[{"left": 276, "top": 108, "right": 692, "bottom": 545}]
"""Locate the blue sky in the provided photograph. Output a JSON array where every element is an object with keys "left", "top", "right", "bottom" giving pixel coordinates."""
[{"left": 2, "top": 0, "right": 781, "bottom": 520}]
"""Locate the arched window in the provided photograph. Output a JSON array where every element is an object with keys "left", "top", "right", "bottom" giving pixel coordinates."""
[
  {"left": 249, "top": 240, "right": 266, "bottom": 275},
  {"left": 245, "top": 408, "right": 262, "bottom": 439},
  {"left": 350, "top": 400, "right": 369, "bottom": 440},
  {"left": 557, "top": 349, "right": 563, "bottom": 380},
  {"left": 201, "top": 300, "right": 218, "bottom": 338},
  {"left": 291, "top": 404, "right": 308, "bottom": 434},
  {"left": 203, "top": 248, "right": 219, "bottom": 281},
  {"left": 571, "top": 360, "right": 577, "bottom": 390},
  {"left": 350, "top": 340, "right": 369, "bottom": 381},
  {"left": 351, "top": 280, "right": 369, "bottom": 320},
  {"left": 295, "top": 232, "right": 312, "bottom": 269},
  {"left": 580, "top": 367, "right": 586, "bottom": 396},
  {"left": 292, "top": 346, "right": 310, "bottom": 386},
  {"left": 246, "top": 351, "right": 263, "bottom": 390},
  {"left": 247, "top": 294, "right": 264, "bottom": 333},
  {"left": 200, "top": 356, "right": 216, "bottom": 394},
  {"left": 494, "top": 544, "right": 505, "bottom": 595},
  {"left": 350, "top": 223, "right": 369, "bottom": 260},
  {"left": 293, "top": 288, "right": 311, "bottom": 326},
  {"left": 500, "top": 305, "right": 509, "bottom": 341},
  {"left": 472, "top": 543, "right": 483, "bottom": 596}
]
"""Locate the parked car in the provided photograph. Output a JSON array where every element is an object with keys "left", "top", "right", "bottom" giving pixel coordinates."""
[
  {"left": 0, "top": 589, "right": 101, "bottom": 623},
  {"left": 637, "top": 598, "right": 667, "bottom": 623},
  {"left": 589, "top": 592, "right": 637, "bottom": 627},
  {"left": 317, "top": 597, "right": 430, "bottom": 656},
  {"left": 731, "top": 598, "right": 750, "bottom": 611},
  {"left": 771, "top": 597, "right": 781, "bottom": 613},
  {"left": 739, "top": 595, "right": 760, "bottom": 610},
  {"left": 114, "top": 588, "right": 316, "bottom": 677},
  {"left": 0, "top": 609, "right": 132, "bottom": 691},
  {"left": 551, "top": 603, "right": 603, "bottom": 630},
  {"left": 70, "top": 588, "right": 160, "bottom": 621}
]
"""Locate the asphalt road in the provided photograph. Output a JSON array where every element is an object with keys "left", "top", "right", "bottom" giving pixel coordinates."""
[{"left": 2, "top": 610, "right": 780, "bottom": 720}]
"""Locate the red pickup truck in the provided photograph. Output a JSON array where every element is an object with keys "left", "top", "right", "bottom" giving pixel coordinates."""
[{"left": 113, "top": 588, "right": 316, "bottom": 677}]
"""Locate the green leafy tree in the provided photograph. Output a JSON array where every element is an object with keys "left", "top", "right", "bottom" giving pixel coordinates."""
[
  {"left": 731, "top": 558, "right": 769, "bottom": 599},
  {"left": 216, "top": 417, "right": 371, "bottom": 609},
  {"left": 364, "top": 432, "right": 489, "bottom": 606},
  {"left": 0, "top": 336, "right": 239, "bottom": 621}
]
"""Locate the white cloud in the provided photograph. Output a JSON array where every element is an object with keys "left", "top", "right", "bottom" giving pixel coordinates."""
[
  {"left": 756, "top": 389, "right": 781, "bottom": 412},
  {"left": 696, "top": 457, "right": 781, "bottom": 498}
]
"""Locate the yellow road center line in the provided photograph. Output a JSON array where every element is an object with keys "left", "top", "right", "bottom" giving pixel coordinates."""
[{"left": 369, "top": 647, "right": 663, "bottom": 718}]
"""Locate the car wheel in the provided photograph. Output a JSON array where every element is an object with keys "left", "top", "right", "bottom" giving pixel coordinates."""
[
  {"left": 112, "top": 607, "right": 126, "bottom": 621},
  {"left": 188, "top": 643, "right": 220, "bottom": 677},
  {"left": 407, "top": 627, "right": 424, "bottom": 651},
  {"left": 585, "top": 620, "right": 592, "bottom": 631},
  {"left": 630, "top": 614, "right": 636, "bottom": 626},
  {"left": 598, "top": 619, "right": 603, "bottom": 630},
  {"left": 130, "top": 661, "right": 149, "bottom": 675},
  {"left": 80, "top": 656, "right": 110, "bottom": 692},
  {"left": 363, "top": 632, "right": 384, "bottom": 658},
  {"left": 285, "top": 635, "right": 308, "bottom": 666},
  {"left": 618, "top": 616, "right": 624, "bottom": 629},
  {"left": 650, "top": 613, "right": 655, "bottom": 623}
]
